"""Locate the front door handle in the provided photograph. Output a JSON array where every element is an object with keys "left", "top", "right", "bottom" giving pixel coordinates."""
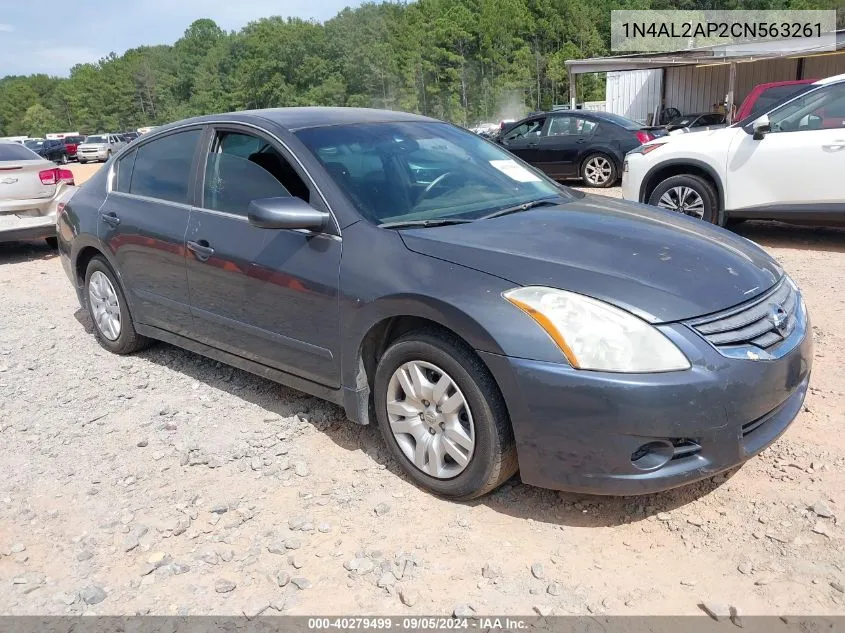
[
  {"left": 822, "top": 140, "right": 845, "bottom": 150},
  {"left": 187, "top": 240, "right": 215, "bottom": 262},
  {"left": 101, "top": 213, "right": 120, "bottom": 226}
]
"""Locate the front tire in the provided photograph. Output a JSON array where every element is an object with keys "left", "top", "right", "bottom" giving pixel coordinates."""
[
  {"left": 45, "top": 237, "right": 58, "bottom": 248},
  {"left": 648, "top": 174, "right": 721, "bottom": 225},
  {"left": 373, "top": 329, "right": 517, "bottom": 500},
  {"left": 581, "top": 153, "right": 617, "bottom": 188},
  {"left": 84, "top": 256, "right": 150, "bottom": 354}
]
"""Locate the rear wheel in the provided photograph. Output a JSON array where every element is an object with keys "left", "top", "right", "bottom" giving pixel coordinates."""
[
  {"left": 60, "top": 154, "right": 68, "bottom": 165},
  {"left": 581, "top": 153, "right": 617, "bottom": 188},
  {"left": 373, "top": 329, "right": 517, "bottom": 500},
  {"left": 84, "top": 256, "right": 150, "bottom": 354},
  {"left": 648, "top": 174, "right": 721, "bottom": 225}
]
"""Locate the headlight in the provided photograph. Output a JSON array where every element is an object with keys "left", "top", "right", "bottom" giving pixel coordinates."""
[{"left": 503, "top": 287, "right": 690, "bottom": 373}]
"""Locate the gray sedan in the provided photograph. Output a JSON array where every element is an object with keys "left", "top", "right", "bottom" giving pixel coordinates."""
[{"left": 57, "top": 108, "right": 811, "bottom": 499}]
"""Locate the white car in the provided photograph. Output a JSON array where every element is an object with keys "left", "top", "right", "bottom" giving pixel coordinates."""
[
  {"left": 623, "top": 73, "right": 845, "bottom": 226},
  {"left": 76, "top": 134, "right": 126, "bottom": 163},
  {"left": 0, "top": 142, "right": 76, "bottom": 247}
]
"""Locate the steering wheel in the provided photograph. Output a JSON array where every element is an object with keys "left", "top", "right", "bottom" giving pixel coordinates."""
[{"left": 422, "top": 171, "right": 457, "bottom": 197}]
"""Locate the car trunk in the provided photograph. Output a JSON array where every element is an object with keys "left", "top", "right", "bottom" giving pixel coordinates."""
[{"left": 0, "top": 160, "right": 57, "bottom": 202}]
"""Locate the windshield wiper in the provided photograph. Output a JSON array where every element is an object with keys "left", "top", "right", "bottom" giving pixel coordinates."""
[
  {"left": 480, "top": 197, "right": 561, "bottom": 220},
  {"left": 379, "top": 218, "right": 474, "bottom": 229}
]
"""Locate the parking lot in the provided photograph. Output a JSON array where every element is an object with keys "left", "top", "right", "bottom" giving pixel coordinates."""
[{"left": 1, "top": 160, "right": 843, "bottom": 616}]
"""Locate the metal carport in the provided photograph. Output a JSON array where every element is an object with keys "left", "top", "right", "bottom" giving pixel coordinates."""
[{"left": 566, "top": 31, "right": 845, "bottom": 124}]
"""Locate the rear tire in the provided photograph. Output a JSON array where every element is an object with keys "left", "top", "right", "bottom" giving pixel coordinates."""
[
  {"left": 60, "top": 154, "right": 68, "bottom": 165},
  {"left": 648, "top": 174, "right": 722, "bottom": 225},
  {"left": 84, "top": 256, "right": 150, "bottom": 355},
  {"left": 581, "top": 153, "right": 617, "bottom": 188},
  {"left": 373, "top": 329, "right": 518, "bottom": 500}
]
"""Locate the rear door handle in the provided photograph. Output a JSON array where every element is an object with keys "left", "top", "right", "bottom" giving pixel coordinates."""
[
  {"left": 101, "top": 213, "right": 120, "bottom": 226},
  {"left": 187, "top": 240, "right": 215, "bottom": 262}
]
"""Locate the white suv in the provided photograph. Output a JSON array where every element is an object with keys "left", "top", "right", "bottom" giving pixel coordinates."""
[{"left": 622, "top": 73, "right": 845, "bottom": 226}]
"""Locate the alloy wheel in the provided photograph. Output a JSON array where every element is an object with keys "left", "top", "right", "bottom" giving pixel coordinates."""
[
  {"left": 584, "top": 156, "right": 613, "bottom": 185},
  {"left": 88, "top": 270, "right": 122, "bottom": 341},
  {"left": 657, "top": 186, "right": 705, "bottom": 219},
  {"left": 386, "top": 360, "right": 475, "bottom": 479}
]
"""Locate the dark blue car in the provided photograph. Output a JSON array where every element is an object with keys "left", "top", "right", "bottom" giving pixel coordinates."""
[{"left": 57, "top": 108, "right": 812, "bottom": 499}]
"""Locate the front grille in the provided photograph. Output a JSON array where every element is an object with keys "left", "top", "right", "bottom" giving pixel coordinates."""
[{"left": 689, "top": 279, "right": 798, "bottom": 353}]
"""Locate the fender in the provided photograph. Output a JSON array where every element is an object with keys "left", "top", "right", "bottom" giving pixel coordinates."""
[
  {"left": 341, "top": 293, "right": 509, "bottom": 390},
  {"left": 639, "top": 158, "right": 725, "bottom": 211}
]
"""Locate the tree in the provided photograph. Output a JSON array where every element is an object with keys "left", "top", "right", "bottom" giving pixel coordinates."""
[{"left": 21, "top": 104, "right": 60, "bottom": 137}]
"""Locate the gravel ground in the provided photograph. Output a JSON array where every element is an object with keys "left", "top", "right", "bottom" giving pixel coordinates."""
[{"left": 0, "top": 163, "right": 843, "bottom": 616}]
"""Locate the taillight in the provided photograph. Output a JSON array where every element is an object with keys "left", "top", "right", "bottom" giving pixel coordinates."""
[
  {"left": 58, "top": 168, "right": 75, "bottom": 185},
  {"left": 636, "top": 130, "right": 655, "bottom": 144},
  {"left": 38, "top": 168, "right": 75, "bottom": 186}
]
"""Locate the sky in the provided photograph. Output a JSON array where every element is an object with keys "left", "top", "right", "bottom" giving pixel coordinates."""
[{"left": 0, "top": 0, "right": 362, "bottom": 77}]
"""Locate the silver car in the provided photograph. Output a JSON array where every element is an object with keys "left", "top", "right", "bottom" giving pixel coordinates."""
[
  {"left": 76, "top": 134, "right": 126, "bottom": 163},
  {"left": 0, "top": 142, "right": 76, "bottom": 246}
]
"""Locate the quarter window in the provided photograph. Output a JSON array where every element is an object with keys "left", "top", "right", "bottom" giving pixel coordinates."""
[
  {"left": 128, "top": 129, "right": 201, "bottom": 204},
  {"left": 202, "top": 131, "right": 310, "bottom": 216},
  {"left": 115, "top": 150, "right": 136, "bottom": 193}
]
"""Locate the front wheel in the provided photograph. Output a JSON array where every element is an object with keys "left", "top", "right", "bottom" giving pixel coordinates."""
[
  {"left": 648, "top": 174, "right": 721, "bottom": 225},
  {"left": 581, "top": 153, "right": 617, "bottom": 188},
  {"left": 373, "top": 329, "right": 517, "bottom": 500},
  {"left": 45, "top": 237, "right": 58, "bottom": 249}
]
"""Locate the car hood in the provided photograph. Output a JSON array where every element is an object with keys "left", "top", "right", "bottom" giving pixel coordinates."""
[
  {"left": 79, "top": 143, "right": 107, "bottom": 149},
  {"left": 399, "top": 196, "right": 782, "bottom": 323}
]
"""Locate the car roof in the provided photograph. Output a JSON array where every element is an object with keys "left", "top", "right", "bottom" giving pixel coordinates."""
[
  {"left": 152, "top": 107, "right": 438, "bottom": 134},
  {"left": 816, "top": 73, "right": 845, "bottom": 86}
]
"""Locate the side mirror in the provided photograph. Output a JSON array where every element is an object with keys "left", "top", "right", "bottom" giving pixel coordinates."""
[
  {"left": 247, "top": 197, "right": 329, "bottom": 231},
  {"left": 752, "top": 115, "right": 771, "bottom": 140}
]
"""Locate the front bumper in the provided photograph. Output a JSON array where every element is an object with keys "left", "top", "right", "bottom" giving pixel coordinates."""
[
  {"left": 621, "top": 153, "right": 648, "bottom": 202},
  {"left": 480, "top": 312, "right": 812, "bottom": 495},
  {"left": 77, "top": 149, "right": 108, "bottom": 161}
]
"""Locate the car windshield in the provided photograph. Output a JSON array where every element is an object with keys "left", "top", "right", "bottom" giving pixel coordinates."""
[
  {"left": 294, "top": 121, "right": 568, "bottom": 225},
  {"left": 64, "top": 136, "right": 84, "bottom": 144},
  {"left": 0, "top": 143, "right": 41, "bottom": 161},
  {"left": 86, "top": 136, "right": 107, "bottom": 144},
  {"left": 24, "top": 140, "right": 43, "bottom": 149}
]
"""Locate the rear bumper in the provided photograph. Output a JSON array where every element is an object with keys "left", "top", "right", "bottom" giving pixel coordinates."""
[
  {"left": 480, "top": 316, "right": 812, "bottom": 495},
  {"left": 0, "top": 216, "right": 56, "bottom": 242}
]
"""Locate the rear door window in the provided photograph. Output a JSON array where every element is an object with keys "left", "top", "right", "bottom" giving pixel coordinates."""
[{"left": 128, "top": 129, "right": 201, "bottom": 204}]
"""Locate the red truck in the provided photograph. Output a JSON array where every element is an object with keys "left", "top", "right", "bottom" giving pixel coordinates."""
[
  {"left": 61, "top": 135, "right": 86, "bottom": 161},
  {"left": 735, "top": 79, "right": 817, "bottom": 122}
]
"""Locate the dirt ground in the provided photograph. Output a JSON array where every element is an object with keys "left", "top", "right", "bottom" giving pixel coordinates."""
[{"left": 0, "top": 161, "right": 843, "bottom": 616}]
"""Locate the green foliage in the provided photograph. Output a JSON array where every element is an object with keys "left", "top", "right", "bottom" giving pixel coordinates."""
[{"left": 0, "top": 2, "right": 839, "bottom": 134}]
